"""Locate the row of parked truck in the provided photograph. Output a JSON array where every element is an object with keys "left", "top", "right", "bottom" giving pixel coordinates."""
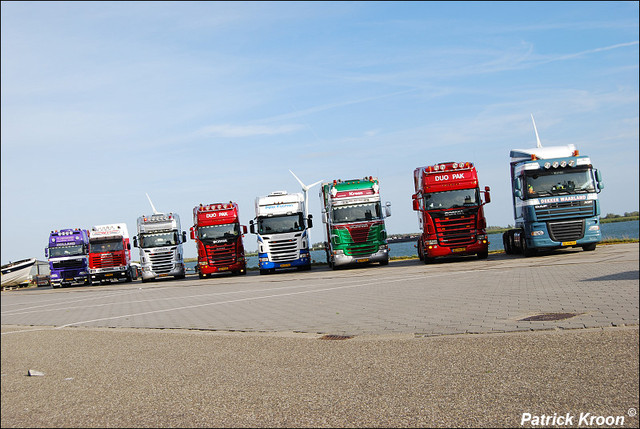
[{"left": 45, "top": 120, "right": 604, "bottom": 287}]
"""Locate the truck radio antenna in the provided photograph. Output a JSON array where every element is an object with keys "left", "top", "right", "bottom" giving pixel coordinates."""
[
  {"left": 531, "top": 114, "right": 543, "bottom": 148},
  {"left": 145, "top": 193, "right": 160, "bottom": 215},
  {"left": 289, "top": 170, "right": 322, "bottom": 217}
]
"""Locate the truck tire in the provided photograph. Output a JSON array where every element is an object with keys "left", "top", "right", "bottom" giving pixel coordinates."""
[
  {"left": 259, "top": 269, "right": 269, "bottom": 275},
  {"left": 417, "top": 241, "right": 424, "bottom": 261},
  {"left": 502, "top": 232, "right": 512, "bottom": 254},
  {"left": 477, "top": 250, "right": 488, "bottom": 260},
  {"left": 521, "top": 235, "right": 536, "bottom": 257},
  {"left": 380, "top": 257, "right": 389, "bottom": 266},
  {"left": 582, "top": 243, "right": 597, "bottom": 251}
]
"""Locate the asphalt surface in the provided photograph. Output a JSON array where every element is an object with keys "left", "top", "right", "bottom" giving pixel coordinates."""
[{"left": 2, "top": 243, "right": 639, "bottom": 427}]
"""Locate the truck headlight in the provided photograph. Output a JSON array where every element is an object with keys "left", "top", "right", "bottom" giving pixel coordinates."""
[
  {"left": 426, "top": 240, "right": 438, "bottom": 245},
  {"left": 588, "top": 225, "right": 600, "bottom": 231},
  {"left": 531, "top": 230, "right": 544, "bottom": 236}
]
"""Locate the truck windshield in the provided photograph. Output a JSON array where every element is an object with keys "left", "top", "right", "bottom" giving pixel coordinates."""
[
  {"left": 524, "top": 168, "right": 596, "bottom": 198},
  {"left": 423, "top": 189, "right": 479, "bottom": 210},
  {"left": 139, "top": 232, "right": 178, "bottom": 248},
  {"left": 257, "top": 214, "right": 304, "bottom": 234},
  {"left": 198, "top": 223, "right": 239, "bottom": 240},
  {"left": 90, "top": 239, "right": 123, "bottom": 253},
  {"left": 49, "top": 245, "right": 85, "bottom": 258},
  {"left": 331, "top": 202, "right": 382, "bottom": 223}
]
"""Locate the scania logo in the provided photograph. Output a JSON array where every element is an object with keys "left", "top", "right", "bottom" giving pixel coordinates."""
[
  {"left": 445, "top": 210, "right": 464, "bottom": 216},
  {"left": 349, "top": 224, "right": 369, "bottom": 228}
]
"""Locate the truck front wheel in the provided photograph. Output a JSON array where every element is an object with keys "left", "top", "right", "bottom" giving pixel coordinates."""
[
  {"left": 582, "top": 243, "right": 597, "bottom": 251},
  {"left": 417, "top": 241, "right": 424, "bottom": 261},
  {"left": 477, "top": 250, "right": 488, "bottom": 260},
  {"left": 521, "top": 235, "right": 536, "bottom": 257},
  {"left": 503, "top": 232, "right": 512, "bottom": 254}
]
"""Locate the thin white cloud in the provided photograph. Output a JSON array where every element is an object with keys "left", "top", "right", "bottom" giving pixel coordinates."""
[{"left": 195, "top": 124, "right": 304, "bottom": 138}]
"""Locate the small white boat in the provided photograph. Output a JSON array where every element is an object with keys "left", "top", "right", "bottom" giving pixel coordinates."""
[{"left": 1, "top": 258, "right": 37, "bottom": 287}]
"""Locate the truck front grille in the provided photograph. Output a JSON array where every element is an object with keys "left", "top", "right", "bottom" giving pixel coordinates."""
[
  {"left": 205, "top": 242, "right": 237, "bottom": 266},
  {"left": 434, "top": 215, "right": 477, "bottom": 247},
  {"left": 91, "top": 253, "right": 124, "bottom": 268},
  {"left": 149, "top": 250, "right": 173, "bottom": 274},
  {"left": 345, "top": 225, "right": 380, "bottom": 256},
  {"left": 52, "top": 259, "right": 85, "bottom": 270},
  {"left": 548, "top": 220, "right": 585, "bottom": 242},
  {"left": 535, "top": 200, "right": 594, "bottom": 221},
  {"left": 267, "top": 238, "right": 298, "bottom": 262}
]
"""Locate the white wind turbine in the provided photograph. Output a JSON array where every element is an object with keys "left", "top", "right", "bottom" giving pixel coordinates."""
[
  {"left": 146, "top": 193, "right": 160, "bottom": 215},
  {"left": 289, "top": 170, "right": 323, "bottom": 218}
]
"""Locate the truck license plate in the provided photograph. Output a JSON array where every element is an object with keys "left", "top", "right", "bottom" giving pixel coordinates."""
[
  {"left": 452, "top": 247, "right": 466, "bottom": 253},
  {"left": 218, "top": 267, "right": 228, "bottom": 271},
  {"left": 357, "top": 258, "right": 370, "bottom": 263},
  {"left": 159, "top": 273, "right": 169, "bottom": 277},
  {"left": 280, "top": 264, "right": 291, "bottom": 268},
  {"left": 562, "top": 241, "right": 577, "bottom": 246},
  {"left": 105, "top": 273, "right": 113, "bottom": 277}
]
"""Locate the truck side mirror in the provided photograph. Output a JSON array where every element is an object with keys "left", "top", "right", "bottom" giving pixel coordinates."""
[
  {"left": 385, "top": 201, "right": 392, "bottom": 217},
  {"left": 322, "top": 212, "right": 327, "bottom": 224},
  {"left": 182, "top": 231, "right": 187, "bottom": 243},
  {"left": 190, "top": 227, "right": 196, "bottom": 240},
  {"left": 242, "top": 225, "right": 248, "bottom": 235},
  {"left": 412, "top": 194, "right": 419, "bottom": 211},
  {"left": 127, "top": 242, "right": 131, "bottom": 251},
  {"left": 133, "top": 237, "right": 138, "bottom": 248},
  {"left": 514, "top": 178, "right": 523, "bottom": 199},
  {"left": 44, "top": 248, "right": 48, "bottom": 258},
  {"left": 595, "top": 170, "right": 604, "bottom": 190},
  {"left": 484, "top": 186, "right": 491, "bottom": 204},
  {"left": 249, "top": 220, "right": 255, "bottom": 234},
  {"left": 307, "top": 214, "right": 313, "bottom": 229}
]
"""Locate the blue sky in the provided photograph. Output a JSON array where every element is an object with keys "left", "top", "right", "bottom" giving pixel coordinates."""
[{"left": 2, "top": 1, "right": 638, "bottom": 262}]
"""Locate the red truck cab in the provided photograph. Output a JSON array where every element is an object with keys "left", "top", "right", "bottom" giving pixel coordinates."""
[
  {"left": 190, "top": 202, "right": 248, "bottom": 277},
  {"left": 412, "top": 162, "right": 491, "bottom": 262}
]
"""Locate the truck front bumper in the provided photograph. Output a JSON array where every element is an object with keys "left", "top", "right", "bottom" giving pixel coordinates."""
[
  {"left": 332, "top": 247, "right": 389, "bottom": 267},
  {"left": 197, "top": 260, "right": 246, "bottom": 275},
  {"left": 90, "top": 266, "right": 129, "bottom": 282},
  {"left": 525, "top": 219, "right": 602, "bottom": 250},
  {"left": 141, "top": 264, "right": 186, "bottom": 280},
  {"left": 258, "top": 252, "right": 311, "bottom": 270},
  {"left": 424, "top": 240, "right": 489, "bottom": 258},
  {"left": 50, "top": 272, "right": 90, "bottom": 287}
]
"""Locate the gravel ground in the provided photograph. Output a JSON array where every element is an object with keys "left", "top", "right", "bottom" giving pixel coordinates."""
[{"left": 1, "top": 325, "right": 638, "bottom": 428}]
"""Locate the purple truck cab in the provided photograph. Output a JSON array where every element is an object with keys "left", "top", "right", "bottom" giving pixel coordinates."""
[{"left": 45, "top": 228, "right": 90, "bottom": 288}]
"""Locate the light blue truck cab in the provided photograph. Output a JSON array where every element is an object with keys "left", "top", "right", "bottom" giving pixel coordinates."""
[{"left": 503, "top": 143, "right": 604, "bottom": 257}]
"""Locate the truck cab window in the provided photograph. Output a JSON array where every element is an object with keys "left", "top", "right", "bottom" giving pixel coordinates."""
[
  {"left": 139, "top": 232, "right": 178, "bottom": 248},
  {"left": 331, "top": 203, "right": 382, "bottom": 223},
  {"left": 524, "top": 168, "right": 596, "bottom": 198},
  {"left": 198, "top": 223, "right": 239, "bottom": 240},
  {"left": 423, "top": 189, "right": 479, "bottom": 210},
  {"left": 257, "top": 214, "right": 303, "bottom": 234}
]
